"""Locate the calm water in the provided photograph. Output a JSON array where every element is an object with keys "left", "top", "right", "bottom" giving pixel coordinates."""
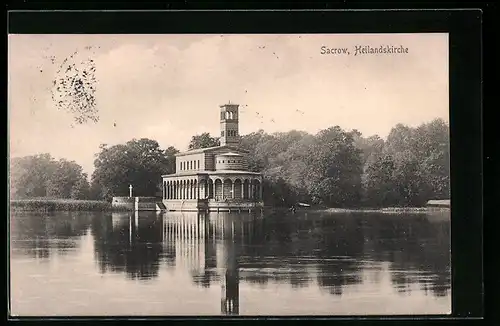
[{"left": 10, "top": 210, "right": 451, "bottom": 316}]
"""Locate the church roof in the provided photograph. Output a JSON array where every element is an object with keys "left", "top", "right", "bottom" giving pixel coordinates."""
[
  {"left": 216, "top": 152, "right": 243, "bottom": 156},
  {"left": 175, "top": 145, "right": 249, "bottom": 157}
]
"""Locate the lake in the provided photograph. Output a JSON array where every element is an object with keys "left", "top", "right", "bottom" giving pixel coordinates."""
[{"left": 9, "top": 210, "right": 451, "bottom": 316}]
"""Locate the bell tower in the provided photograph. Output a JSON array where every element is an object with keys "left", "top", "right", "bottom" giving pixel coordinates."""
[{"left": 219, "top": 103, "right": 240, "bottom": 147}]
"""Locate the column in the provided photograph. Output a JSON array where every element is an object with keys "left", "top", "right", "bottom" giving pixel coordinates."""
[
  {"left": 248, "top": 182, "right": 252, "bottom": 200},
  {"left": 221, "top": 180, "right": 224, "bottom": 200},
  {"left": 241, "top": 182, "right": 245, "bottom": 200},
  {"left": 259, "top": 181, "right": 263, "bottom": 201},
  {"left": 231, "top": 181, "right": 235, "bottom": 199},
  {"left": 197, "top": 181, "right": 200, "bottom": 199}
]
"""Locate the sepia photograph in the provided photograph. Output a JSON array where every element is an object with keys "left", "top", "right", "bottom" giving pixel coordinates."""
[{"left": 9, "top": 33, "right": 451, "bottom": 316}]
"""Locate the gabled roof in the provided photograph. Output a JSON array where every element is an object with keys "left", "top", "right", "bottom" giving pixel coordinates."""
[{"left": 175, "top": 145, "right": 249, "bottom": 157}]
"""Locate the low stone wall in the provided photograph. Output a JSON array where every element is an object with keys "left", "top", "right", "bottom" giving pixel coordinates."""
[
  {"left": 164, "top": 200, "right": 202, "bottom": 211},
  {"left": 112, "top": 196, "right": 162, "bottom": 211},
  {"left": 163, "top": 199, "right": 264, "bottom": 212},
  {"left": 112, "top": 197, "right": 135, "bottom": 210},
  {"left": 136, "top": 197, "right": 158, "bottom": 203}
]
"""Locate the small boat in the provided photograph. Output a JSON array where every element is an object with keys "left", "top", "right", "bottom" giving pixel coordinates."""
[{"left": 297, "top": 202, "right": 311, "bottom": 208}]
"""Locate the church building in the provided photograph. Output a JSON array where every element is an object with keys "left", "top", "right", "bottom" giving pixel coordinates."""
[{"left": 161, "top": 103, "right": 264, "bottom": 212}]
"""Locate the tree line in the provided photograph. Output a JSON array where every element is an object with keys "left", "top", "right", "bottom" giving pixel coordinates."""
[
  {"left": 10, "top": 118, "right": 449, "bottom": 208},
  {"left": 10, "top": 154, "right": 90, "bottom": 200}
]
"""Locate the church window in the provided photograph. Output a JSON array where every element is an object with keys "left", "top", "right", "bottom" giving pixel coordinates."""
[{"left": 221, "top": 130, "right": 224, "bottom": 137}]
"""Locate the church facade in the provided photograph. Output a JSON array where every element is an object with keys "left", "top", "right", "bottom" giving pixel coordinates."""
[{"left": 161, "top": 103, "right": 264, "bottom": 212}]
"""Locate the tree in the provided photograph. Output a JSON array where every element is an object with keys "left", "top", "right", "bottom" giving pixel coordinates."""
[
  {"left": 9, "top": 154, "right": 89, "bottom": 200},
  {"left": 71, "top": 174, "right": 90, "bottom": 199},
  {"left": 10, "top": 154, "right": 57, "bottom": 199},
  {"left": 372, "top": 119, "right": 450, "bottom": 206},
  {"left": 351, "top": 131, "right": 385, "bottom": 166},
  {"left": 362, "top": 154, "right": 399, "bottom": 207},
  {"left": 46, "top": 159, "right": 87, "bottom": 198},
  {"left": 412, "top": 119, "right": 450, "bottom": 199},
  {"left": 164, "top": 146, "right": 179, "bottom": 174},
  {"left": 303, "top": 127, "right": 363, "bottom": 207},
  {"left": 188, "top": 133, "right": 220, "bottom": 150},
  {"left": 91, "top": 138, "right": 178, "bottom": 200}
]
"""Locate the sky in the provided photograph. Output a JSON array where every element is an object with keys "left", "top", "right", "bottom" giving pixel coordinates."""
[{"left": 8, "top": 33, "right": 449, "bottom": 176}]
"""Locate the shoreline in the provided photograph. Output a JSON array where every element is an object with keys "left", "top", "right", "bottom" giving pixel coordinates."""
[
  {"left": 265, "top": 206, "right": 450, "bottom": 215},
  {"left": 309, "top": 207, "right": 450, "bottom": 214},
  {"left": 10, "top": 199, "right": 450, "bottom": 214}
]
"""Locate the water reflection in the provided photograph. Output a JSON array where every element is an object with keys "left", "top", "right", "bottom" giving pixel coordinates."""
[
  {"left": 91, "top": 211, "right": 164, "bottom": 280},
  {"left": 10, "top": 211, "right": 94, "bottom": 259},
  {"left": 10, "top": 209, "right": 451, "bottom": 315},
  {"left": 162, "top": 212, "right": 248, "bottom": 315}
]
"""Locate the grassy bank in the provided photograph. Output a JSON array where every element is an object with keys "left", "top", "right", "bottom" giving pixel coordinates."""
[
  {"left": 266, "top": 206, "right": 450, "bottom": 215},
  {"left": 320, "top": 207, "right": 450, "bottom": 214},
  {"left": 10, "top": 199, "right": 114, "bottom": 212}
]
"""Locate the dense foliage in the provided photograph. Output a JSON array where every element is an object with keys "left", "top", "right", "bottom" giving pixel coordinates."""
[
  {"left": 10, "top": 119, "right": 449, "bottom": 208},
  {"left": 188, "top": 132, "right": 220, "bottom": 150},
  {"left": 10, "top": 154, "right": 90, "bottom": 200},
  {"left": 238, "top": 119, "right": 449, "bottom": 208},
  {"left": 90, "top": 138, "right": 178, "bottom": 200}
]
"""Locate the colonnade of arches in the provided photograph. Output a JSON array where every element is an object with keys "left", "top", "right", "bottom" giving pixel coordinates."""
[{"left": 163, "top": 178, "right": 262, "bottom": 201}]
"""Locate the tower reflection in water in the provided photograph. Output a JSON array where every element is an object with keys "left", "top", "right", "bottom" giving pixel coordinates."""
[{"left": 163, "top": 211, "right": 261, "bottom": 316}]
